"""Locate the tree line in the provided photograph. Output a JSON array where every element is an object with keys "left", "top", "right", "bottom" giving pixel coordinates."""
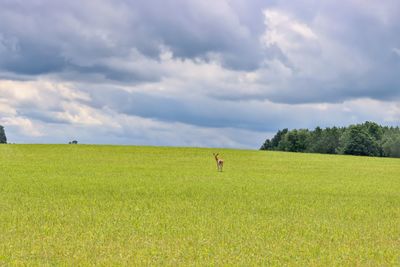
[{"left": 260, "top": 122, "right": 400, "bottom": 158}]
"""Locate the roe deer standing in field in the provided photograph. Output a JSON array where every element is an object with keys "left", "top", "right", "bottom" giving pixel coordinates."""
[{"left": 213, "top": 153, "right": 224, "bottom": 172}]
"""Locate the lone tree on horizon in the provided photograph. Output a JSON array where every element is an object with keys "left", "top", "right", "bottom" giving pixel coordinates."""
[{"left": 0, "top": 125, "right": 7, "bottom": 144}]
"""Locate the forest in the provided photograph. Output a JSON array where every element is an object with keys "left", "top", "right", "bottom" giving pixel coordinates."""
[{"left": 260, "top": 122, "right": 400, "bottom": 158}]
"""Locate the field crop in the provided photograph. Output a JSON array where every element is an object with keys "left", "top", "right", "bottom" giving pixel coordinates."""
[{"left": 0, "top": 145, "right": 399, "bottom": 265}]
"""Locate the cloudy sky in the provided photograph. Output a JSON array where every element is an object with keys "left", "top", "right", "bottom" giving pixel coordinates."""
[{"left": 0, "top": 0, "right": 399, "bottom": 148}]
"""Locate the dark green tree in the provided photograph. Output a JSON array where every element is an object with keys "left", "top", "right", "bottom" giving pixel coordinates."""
[
  {"left": 0, "top": 125, "right": 7, "bottom": 144},
  {"left": 278, "top": 129, "right": 310, "bottom": 152},
  {"left": 338, "top": 125, "right": 380, "bottom": 156},
  {"left": 363, "top": 121, "right": 383, "bottom": 141},
  {"left": 381, "top": 132, "right": 400, "bottom": 157},
  {"left": 271, "top": 128, "right": 288, "bottom": 149},
  {"left": 260, "top": 139, "right": 271, "bottom": 150},
  {"left": 322, "top": 127, "right": 342, "bottom": 154},
  {"left": 260, "top": 128, "right": 288, "bottom": 150},
  {"left": 307, "top": 126, "right": 325, "bottom": 153}
]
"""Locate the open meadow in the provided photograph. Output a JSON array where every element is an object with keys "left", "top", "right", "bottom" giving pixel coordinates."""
[{"left": 0, "top": 145, "right": 399, "bottom": 265}]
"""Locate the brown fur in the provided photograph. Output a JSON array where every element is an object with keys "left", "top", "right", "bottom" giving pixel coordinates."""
[{"left": 213, "top": 153, "right": 224, "bottom": 172}]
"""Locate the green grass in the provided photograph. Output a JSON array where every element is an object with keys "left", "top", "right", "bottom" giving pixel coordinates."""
[{"left": 0, "top": 145, "right": 399, "bottom": 266}]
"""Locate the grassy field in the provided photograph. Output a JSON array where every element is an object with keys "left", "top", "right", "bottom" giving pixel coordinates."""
[{"left": 0, "top": 145, "right": 399, "bottom": 266}]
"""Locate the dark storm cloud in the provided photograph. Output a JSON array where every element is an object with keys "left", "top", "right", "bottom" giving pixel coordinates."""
[
  {"left": 122, "top": 0, "right": 266, "bottom": 70},
  {"left": 85, "top": 88, "right": 258, "bottom": 130},
  {"left": 262, "top": 0, "right": 400, "bottom": 103},
  {"left": 67, "top": 64, "right": 162, "bottom": 83},
  {"left": 1, "top": 0, "right": 399, "bottom": 102},
  {"left": 0, "top": 0, "right": 154, "bottom": 80},
  {"left": 0, "top": 0, "right": 267, "bottom": 76},
  {"left": 82, "top": 87, "right": 354, "bottom": 133},
  {"left": 1, "top": 40, "right": 67, "bottom": 75}
]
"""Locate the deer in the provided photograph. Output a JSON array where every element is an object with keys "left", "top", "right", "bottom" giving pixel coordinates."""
[{"left": 213, "top": 153, "right": 224, "bottom": 172}]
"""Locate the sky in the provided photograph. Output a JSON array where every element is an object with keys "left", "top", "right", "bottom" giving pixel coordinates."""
[{"left": 0, "top": 0, "right": 399, "bottom": 148}]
